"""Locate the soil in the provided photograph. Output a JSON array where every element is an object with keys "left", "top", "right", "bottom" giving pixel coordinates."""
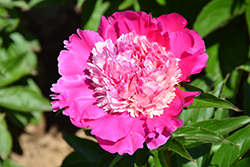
[{"left": 10, "top": 115, "right": 95, "bottom": 167}]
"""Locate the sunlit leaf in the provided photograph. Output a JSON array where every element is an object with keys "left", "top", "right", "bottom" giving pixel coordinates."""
[
  {"left": 194, "top": 0, "right": 246, "bottom": 37},
  {"left": 172, "top": 126, "right": 234, "bottom": 148},
  {"left": 83, "top": 0, "right": 110, "bottom": 31},
  {"left": 190, "top": 116, "right": 250, "bottom": 135},
  {"left": 161, "top": 136, "right": 194, "bottom": 162},
  {"left": 246, "top": 2, "right": 250, "bottom": 36},
  {"left": 2, "top": 157, "right": 21, "bottom": 167},
  {"left": 170, "top": 144, "right": 211, "bottom": 167},
  {"left": 118, "top": 0, "right": 136, "bottom": 10},
  {"left": 182, "top": 83, "right": 240, "bottom": 111},
  {"left": 155, "top": 0, "right": 166, "bottom": 6},
  {"left": 237, "top": 61, "right": 250, "bottom": 73},
  {"left": 210, "top": 125, "right": 250, "bottom": 167},
  {"left": 0, "top": 113, "right": 12, "bottom": 160},
  {"left": 0, "top": 86, "right": 51, "bottom": 112},
  {"left": 150, "top": 149, "right": 163, "bottom": 167}
]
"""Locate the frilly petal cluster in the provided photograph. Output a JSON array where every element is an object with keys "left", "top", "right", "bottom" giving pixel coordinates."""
[{"left": 51, "top": 11, "right": 208, "bottom": 155}]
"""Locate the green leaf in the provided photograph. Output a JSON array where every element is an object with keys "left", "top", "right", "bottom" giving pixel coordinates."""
[
  {"left": 63, "top": 133, "right": 106, "bottom": 162},
  {"left": 62, "top": 151, "right": 82, "bottom": 166},
  {"left": 189, "top": 108, "right": 214, "bottom": 124},
  {"left": 155, "top": 0, "right": 166, "bottom": 6},
  {"left": 0, "top": 32, "right": 38, "bottom": 87},
  {"left": 172, "top": 126, "right": 234, "bottom": 148},
  {"left": 210, "top": 125, "right": 250, "bottom": 167},
  {"left": 237, "top": 61, "right": 250, "bottom": 73},
  {"left": 170, "top": 144, "right": 211, "bottom": 167},
  {"left": 205, "top": 43, "right": 223, "bottom": 83},
  {"left": 243, "top": 79, "right": 250, "bottom": 116},
  {"left": 28, "top": 0, "right": 46, "bottom": 8},
  {"left": 161, "top": 136, "right": 194, "bottom": 162},
  {"left": 190, "top": 116, "right": 250, "bottom": 136},
  {"left": 2, "top": 157, "right": 21, "bottom": 167},
  {"left": 0, "top": 86, "right": 51, "bottom": 112},
  {"left": 194, "top": 0, "right": 246, "bottom": 37},
  {"left": 246, "top": 2, "right": 250, "bottom": 36},
  {"left": 6, "top": 110, "right": 29, "bottom": 128},
  {"left": 0, "top": 113, "right": 12, "bottom": 160},
  {"left": 182, "top": 83, "right": 240, "bottom": 111},
  {"left": 83, "top": 0, "right": 110, "bottom": 31},
  {"left": 0, "top": 11, "right": 20, "bottom": 32},
  {"left": 150, "top": 149, "right": 163, "bottom": 167},
  {"left": 0, "top": 6, "right": 8, "bottom": 17},
  {"left": 0, "top": 53, "right": 34, "bottom": 87},
  {"left": 118, "top": 0, "right": 136, "bottom": 10},
  {"left": 214, "top": 108, "right": 230, "bottom": 119},
  {"left": 234, "top": 158, "right": 250, "bottom": 167}
]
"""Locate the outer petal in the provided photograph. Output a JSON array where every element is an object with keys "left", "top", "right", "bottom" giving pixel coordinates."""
[
  {"left": 179, "top": 50, "right": 209, "bottom": 81},
  {"left": 96, "top": 117, "right": 145, "bottom": 155},
  {"left": 157, "top": 13, "right": 187, "bottom": 34},
  {"left": 51, "top": 75, "right": 106, "bottom": 122},
  {"left": 146, "top": 128, "right": 171, "bottom": 150},
  {"left": 89, "top": 112, "right": 134, "bottom": 142},
  {"left": 187, "top": 30, "right": 205, "bottom": 54},
  {"left": 145, "top": 88, "right": 199, "bottom": 149},
  {"left": 58, "top": 29, "right": 103, "bottom": 76},
  {"left": 169, "top": 31, "right": 194, "bottom": 58}
]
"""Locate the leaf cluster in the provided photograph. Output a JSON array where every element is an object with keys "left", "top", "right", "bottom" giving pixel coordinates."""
[{"left": 0, "top": 0, "right": 51, "bottom": 166}]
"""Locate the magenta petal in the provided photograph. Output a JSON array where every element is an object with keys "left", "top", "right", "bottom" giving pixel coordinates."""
[
  {"left": 90, "top": 112, "right": 134, "bottom": 142},
  {"left": 176, "top": 88, "right": 200, "bottom": 107},
  {"left": 97, "top": 16, "right": 118, "bottom": 42},
  {"left": 96, "top": 117, "right": 145, "bottom": 155},
  {"left": 188, "top": 30, "right": 205, "bottom": 53},
  {"left": 146, "top": 131, "right": 171, "bottom": 150},
  {"left": 97, "top": 131, "right": 145, "bottom": 155},
  {"left": 59, "top": 29, "right": 103, "bottom": 76},
  {"left": 169, "top": 31, "right": 194, "bottom": 58},
  {"left": 157, "top": 13, "right": 187, "bottom": 34},
  {"left": 179, "top": 51, "right": 209, "bottom": 81}
]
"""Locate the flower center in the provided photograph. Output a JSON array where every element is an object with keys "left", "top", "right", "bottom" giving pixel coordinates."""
[{"left": 88, "top": 31, "right": 181, "bottom": 118}]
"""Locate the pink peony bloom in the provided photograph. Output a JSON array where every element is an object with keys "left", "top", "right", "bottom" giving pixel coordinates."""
[{"left": 51, "top": 11, "right": 208, "bottom": 155}]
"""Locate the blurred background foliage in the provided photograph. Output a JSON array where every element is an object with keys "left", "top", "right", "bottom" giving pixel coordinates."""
[{"left": 0, "top": 0, "right": 250, "bottom": 166}]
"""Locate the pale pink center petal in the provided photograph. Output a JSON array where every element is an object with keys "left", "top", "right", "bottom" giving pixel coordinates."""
[{"left": 88, "top": 31, "right": 182, "bottom": 118}]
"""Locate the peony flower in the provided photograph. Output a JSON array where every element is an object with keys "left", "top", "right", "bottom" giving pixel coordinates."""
[{"left": 51, "top": 11, "right": 208, "bottom": 155}]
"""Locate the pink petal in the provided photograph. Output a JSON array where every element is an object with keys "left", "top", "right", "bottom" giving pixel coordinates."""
[
  {"left": 176, "top": 88, "right": 200, "bottom": 107},
  {"left": 179, "top": 50, "right": 208, "bottom": 81},
  {"left": 146, "top": 130, "right": 171, "bottom": 150},
  {"left": 89, "top": 112, "right": 134, "bottom": 142},
  {"left": 96, "top": 117, "right": 145, "bottom": 155},
  {"left": 188, "top": 30, "right": 205, "bottom": 53},
  {"left": 59, "top": 29, "right": 103, "bottom": 76},
  {"left": 97, "top": 16, "right": 118, "bottom": 43},
  {"left": 157, "top": 13, "right": 187, "bottom": 34},
  {"left": 169, "top": 31, "right": 194, "bottom": 58},
  {"left": 96, "top": 131, "right": 145, "bottom": 155}
]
